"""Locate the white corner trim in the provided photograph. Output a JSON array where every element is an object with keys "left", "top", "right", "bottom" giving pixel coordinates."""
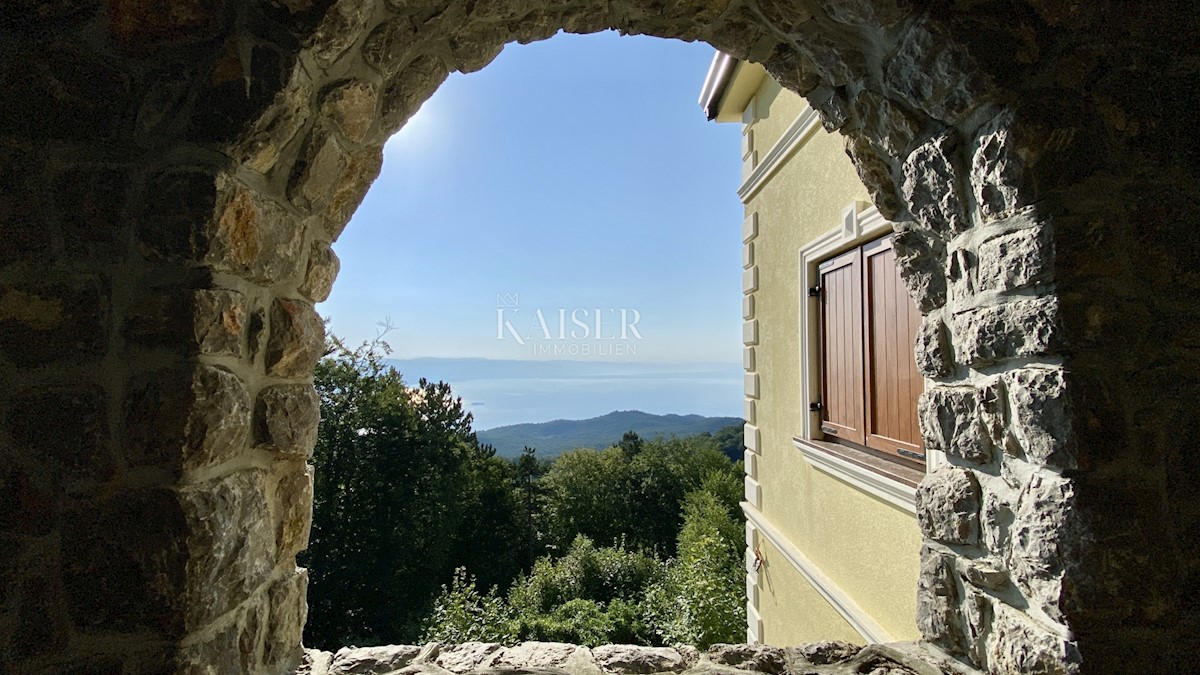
[
  {"left": 742, "top": 503, "right": 896, "bottom": 644},
  {"left": 793, "top": 439, "right": 917, "bottom": 514},
  {"left": 738, "top": 104, "right": 823, "bottom": 203},
  {"left": 797, "top": 202, "right": 894, "bottom": 441}
]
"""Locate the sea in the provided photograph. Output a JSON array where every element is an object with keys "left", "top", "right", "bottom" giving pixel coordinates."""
[{"left": 386, "top": 358, "right": 743, "bottom": 430}]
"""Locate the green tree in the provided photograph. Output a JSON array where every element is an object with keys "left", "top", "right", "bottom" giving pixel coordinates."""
[
  {"left": 644, "top": 489, "right": 746, "bottom": 648},
  {"left": 618, "top": 430, "right": 644, "bottom": 460},
  {"left": 303, "top": 337, "right": 523, "bottom": 648}
]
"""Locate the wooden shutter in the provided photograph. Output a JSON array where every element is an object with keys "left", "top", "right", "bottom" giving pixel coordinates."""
[
  {"left": 862, "top": 235, "right": 924, "bottom": 461},
  {"left": 818, "top": 248, "right": 865, "bottom": 445}
]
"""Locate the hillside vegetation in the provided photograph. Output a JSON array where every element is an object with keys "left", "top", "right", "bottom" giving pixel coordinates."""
[
  {"left": 478, "top": 410, "right": 744, "bottom": 458},
  {"left": 302, "top": 339, "right": 748, "bottom": 651}
]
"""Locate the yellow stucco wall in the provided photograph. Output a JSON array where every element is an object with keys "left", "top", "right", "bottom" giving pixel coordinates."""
[
  {"left": 754, "top": 538, "right": 863, "bottom": 646},
  {"left": 744, "top": 83, "right": 922, "bottom": 643},
  {"left": 746, "top": 77, "right": 808, "bottom": 157}
]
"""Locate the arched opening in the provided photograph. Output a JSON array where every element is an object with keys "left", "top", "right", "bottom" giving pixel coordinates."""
[
  {"left": 304, "top": 31, "right": 751, "bottom": 652},
  {"left": 1, "top": 2, "right": 1197, "bottom": 673}
]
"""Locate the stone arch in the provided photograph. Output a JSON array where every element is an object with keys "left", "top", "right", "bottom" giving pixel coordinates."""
[{"left": 1, "top": 1, "right": 1197, "bottom": 673}]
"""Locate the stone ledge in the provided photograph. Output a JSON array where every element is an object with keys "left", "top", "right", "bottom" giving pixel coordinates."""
[{"left": 297, "top": 641, "right": 981, "bottom": 675}]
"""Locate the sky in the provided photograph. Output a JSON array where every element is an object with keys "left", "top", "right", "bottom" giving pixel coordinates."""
[{"left": 319, "top": 31, "right": 745, "bottom": 365}]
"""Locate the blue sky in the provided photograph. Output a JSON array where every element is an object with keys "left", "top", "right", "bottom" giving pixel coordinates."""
[{"left": 320, "top": 31, "right": 744, "bottom": 364}]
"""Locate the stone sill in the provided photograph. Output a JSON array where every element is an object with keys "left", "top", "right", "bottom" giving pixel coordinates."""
[{"left": 793, "top": 437, "right": 923, "bottom": 514}]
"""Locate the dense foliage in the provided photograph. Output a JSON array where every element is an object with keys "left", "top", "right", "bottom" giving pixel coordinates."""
[{"left": 304, "top": 339, "right": 746, "bottom": 650}]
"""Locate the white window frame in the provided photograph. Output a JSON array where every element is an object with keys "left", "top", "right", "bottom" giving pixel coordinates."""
[{"left": 795, "top": 202, "right": 940, "bottom": 515}]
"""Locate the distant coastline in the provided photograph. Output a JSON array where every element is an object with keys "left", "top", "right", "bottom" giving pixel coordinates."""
[{"left": 385, "top": 357, "right": 742, "bottom": 430}]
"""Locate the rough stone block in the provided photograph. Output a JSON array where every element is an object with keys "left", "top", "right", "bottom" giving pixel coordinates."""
[
  {"left": 194, "top": 289, "right": 246, "bottom": 357},
  {"left": 56, "top": 166, "right": 128, "bottom": 257},
  {"left": 958, "top": 557, "right": 1010, "bottom": 591},
  {"left": 851, "top": 89, "right": 920, "bottom": 158},
  {"left": 892, "top": 228, "right": 947, "bottom": 312},
  {"left": 212, "top": 179, "right": 306, "bottom": 285},
  {"left": 435, "top": 642, "right": 504, "bottom": 672},
  {"left": 843, "top": 134, "right": 903, "bottom": 220},
  {"left": 311, "top": 0, "right": 373, "bottom": 68},
  {"left": 265, "top": 567, "right": 308, "bottom": 669},
  {"left": 328, "top": 644, "right": 422, "bottom": 674},
  {"left": 914, "top": 315, "right": 953, "bottom": 378},
  {"left": 184, "top": 365, "right": 252, "bottom": 470},
  {"left": 179, "top": 470, "right": 275, "bottom": 630},
  {"left": 9, "top": 385, "right": 113, "bottom": 489},
  {"left": 0, "top": 278, "right": 108, "bottom": 365},
  {"left": 299, "top": 243, "right": 340, "bottom": 303},
  {"left": 1008, "top": 474, "right": 1075, "bottom": 622},
  {"left": 885, "top": 17, "right": 991, "bottom": 122},
  {"left": 362, "top": 18, "right": 420, "bottom": 78},
  {"left": 238, "top": 70, "right": 313, "bottom": 175},
  {"left": 61, "top": 489, "right": 187, "bottom": 636},
  {"left": 951, "top": 296, "right": 1063, "bottom": 366},
  {"left": 786, "top": 641, "right": 861, "bottom": 666},
  {"left": 289, "top": 129, "right": 348, "bottom": 212},
  {"left": 380, "top": 54, "right": 451, "bottom": 136},
  {"left": 591, "top": 645, "right": 688, "bottom": 673},
  {"left": 107, "top": 0, "right": 220, "bottom": 47},
  {"left": 972, "top": 109, "right": 1031, "bottom": 222},
  {"left": 178, "top": 598, "right": 267, "bottom": 675},
  {"left": 916, "top": 467, "right": 981, "bottom": 545},
  {"left": 916, "top": 544, "right": 965, "bottom": 654},
  {"left": 122, "top": 287, "right": 193, "bottom": 348},
  {"left": 981, "top": 490, "right": 1014, "bottom": 554},
  {"left": 918, "top": 386, "right": 992, "bottom": 464},
  {"left": 986, "top": 605, "right": 1079, "bottom": 675},
  {"left": 323, "top": 148, "right": 382, "bottom": 238},
  {"left": 977, "top": 377, "right": 1012, "bottom": 454},
  {"left": 266, "top": 298, "right": 325, "bottom": 378},
  {"left": 1002, "top": 368, "right": 1074, "bottom": 469},
  {"left": 706, "top": 643, "right": 786, "bottom": 673},
  {"left": 815, "top": 0, "right": 911, "bottom": 27},
  {"left": 273, "top": 462, "right": 313, "bottom": 559},
  {"left": 321, "top": 80, "right": 377, "bottom": 143},
  {"left": 975, "top": 223, "right": 1053, "bottom": 293},
  {"left": 492, "top": 642, "right": 588, "bottom": 670},
  {"left": 807, "top": 84, "right": 849, "bottom": 131},
  {"left": 961, "top": 584, "right": 994, "bottom": 667},
  {"left": 0, "top": 48, "right": 129, "bottom": 140},
  {"left": 137, "top": 169, "right": 218, "bottom": 261},
  {"left": 255, "top": 384, "right": 320, "bottom": 458},
  {"left": 902, "top": 131, "right": 968, "bottom": 237}
]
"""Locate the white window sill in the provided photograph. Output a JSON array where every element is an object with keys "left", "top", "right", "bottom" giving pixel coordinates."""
[{"left": 792, "top": 437, "right": 920, "bottom": 514}]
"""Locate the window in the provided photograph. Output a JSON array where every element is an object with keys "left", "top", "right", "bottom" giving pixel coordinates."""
[{"left": 816, "top": 234, "right": 924, "bottom": 467}]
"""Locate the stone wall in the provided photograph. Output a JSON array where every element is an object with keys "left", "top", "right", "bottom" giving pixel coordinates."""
[
  {"left": 299, "top": 640, "right": 978, "bottom": 675},
  {"left": 0, "top": 1, "right": 1196, "bottom": 673}
]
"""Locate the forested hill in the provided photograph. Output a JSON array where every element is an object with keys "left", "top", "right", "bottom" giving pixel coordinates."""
[{"left": 478, "top": 410, "right": 743, "bottom": 458}]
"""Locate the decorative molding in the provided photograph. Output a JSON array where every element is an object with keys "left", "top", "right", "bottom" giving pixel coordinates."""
[
  {"left": 744, "top": 373, "right": 759, "bottom": 398},
  {"left": 744, "top": 399, "right": 756, "bottom": 424},
  {"left": 743, "top": 320, "right": 759, "bottom": 346},
  {"left": 793, "top": 438, "right": 917, "bottom": 514},
  {"left": 743, "top": 346, "right": 755, "bottom": 370},
  {"left": 743, "top": 266, "right": 758, "bottom": 294},
  {"left": 743, "top": 213, "right": 758, "bottom": 243},
  {"left": 744, "top": 477, "right": 762, "bottom": 507},
  {"left": 742, "top": 503, "right": 895, "bottom": 644},
  {"left": 738, "top": 105, "right": 823, "bottom": 203},
  {"left": 744, "top": 424, "right": 760, "bottom": 452},
  {"left": 744, "top": 450, "right": 758, "bottom": 478}
]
